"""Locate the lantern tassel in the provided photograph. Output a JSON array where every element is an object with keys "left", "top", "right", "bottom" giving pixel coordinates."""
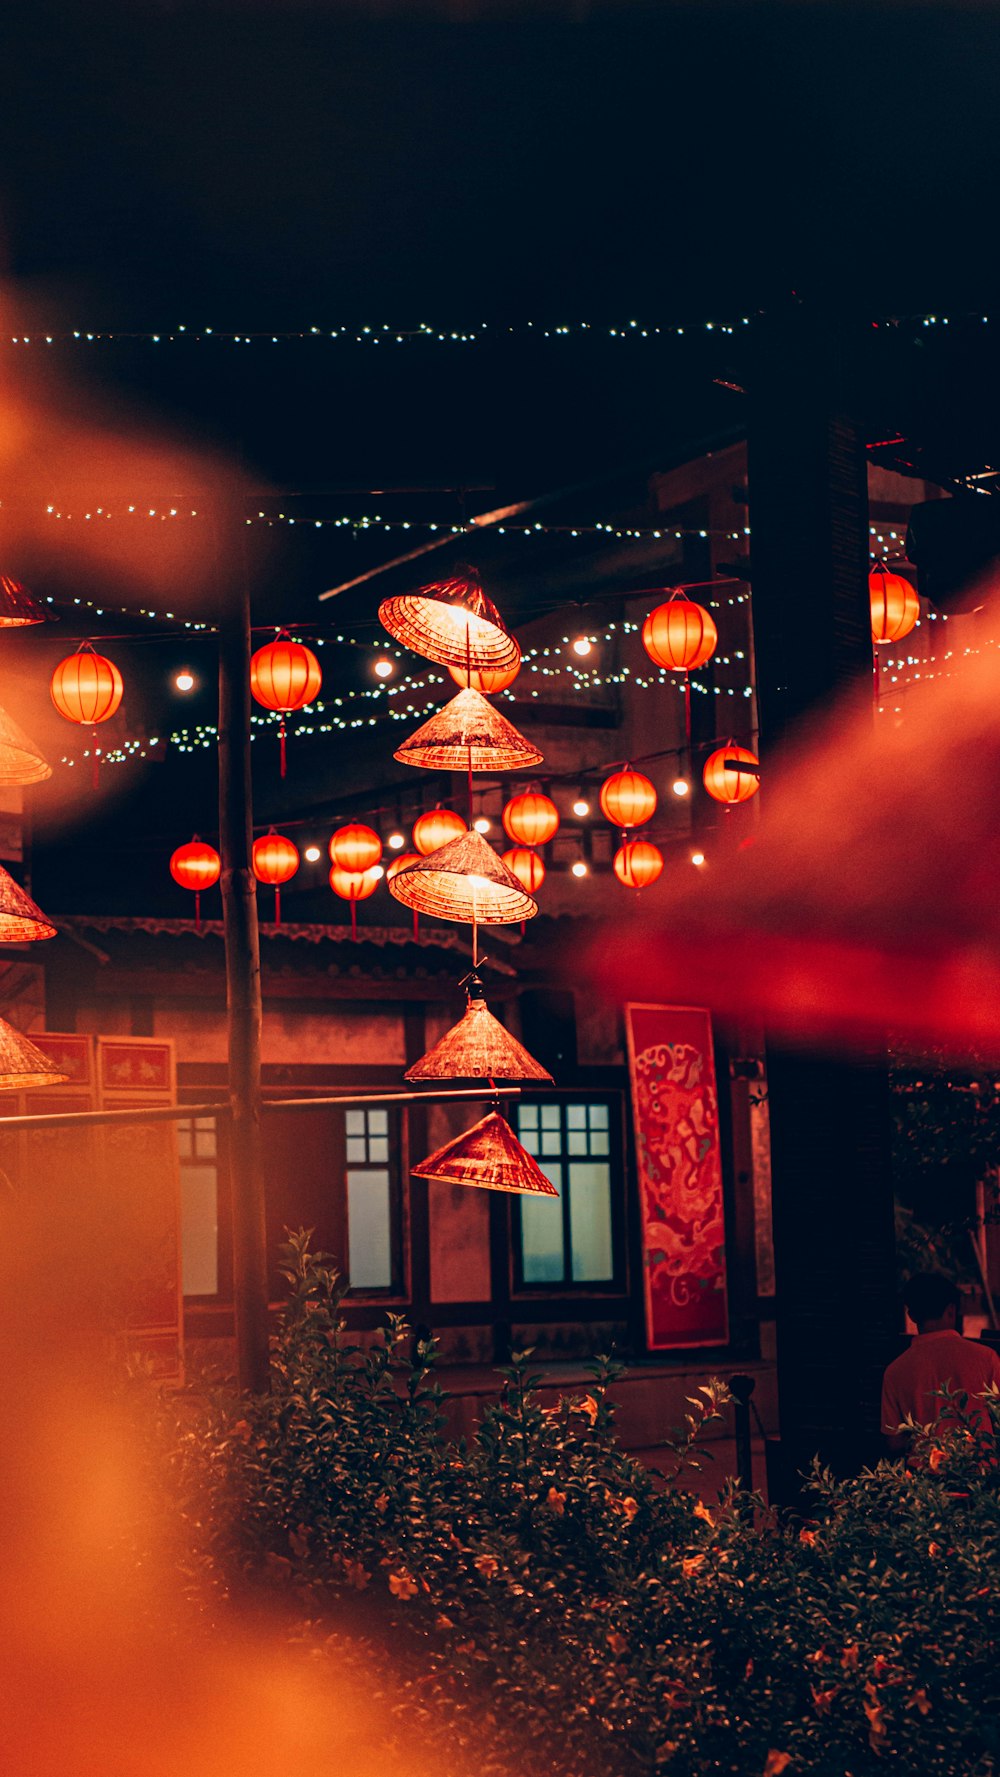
[
  {"left": 412, "top": 906, "right": 419, "bottom": 942},
  {"left": 279, "top": 716, "right": 287, "bottom": 779},
  {"left": 350, "top": 899, "right": 358, "bottom": 941},
  {"left": 274, "top": 886, "right": 281, "bottom": 928},
  {"left": 684, "top": 674, "right": 692, "bottom": 749},
  {"left": 194, "top": 890, "right": 202, "bottom": 933},
  {"left": 91, "top": 730, "right": 100, "bottom": 792}
]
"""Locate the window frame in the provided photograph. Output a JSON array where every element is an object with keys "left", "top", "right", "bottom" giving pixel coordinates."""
[
  {"left": 511, "top": 1090, "right": 627, "bottom": 1296},
  {"left": 342, "top": 1104, "right": 407, "bottom": 1299},
  {"left": 176, "top": 1110, "right": 225, "bottom": 1302}
]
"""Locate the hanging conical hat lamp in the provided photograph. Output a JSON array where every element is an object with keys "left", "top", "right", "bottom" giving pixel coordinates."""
[
  {"left": 393, "top": 687, "right": 543, "bottom": 773},
  {"left": 0, "top": 864, "right": 57, "bottom": 943},
  {"left": 0, "top": 1015, "right": 71, "bottom": 1089},
  {"left": 0, "top": 575, "right": 47, "bottom": 628},
  {"left": 387, "top": 828, "right": 537, "bottom": 926},
  {"left": 0, "top": 703, "right": 52, "bottom": 787},
  {"left": 413, "top": 1110, "right": 559, "bottom": 1197},
  {"left": 406, "top": 974, "right": 553, "bottom": 1083},
  {"left": 379, "top": 569, "right": 520, "bottom": 674}
]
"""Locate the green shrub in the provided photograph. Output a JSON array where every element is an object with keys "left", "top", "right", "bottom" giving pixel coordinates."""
[{"left": 163, "top": 1231, "right": 1000, "bottom": 1777}]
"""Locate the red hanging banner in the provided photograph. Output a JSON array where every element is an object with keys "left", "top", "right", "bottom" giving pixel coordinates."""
[{"left": 625, "top": 1003, "right": 728, "bottom": 1349}]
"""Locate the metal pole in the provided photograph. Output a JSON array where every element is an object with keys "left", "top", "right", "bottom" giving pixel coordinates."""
[
  {"left": 0, "top": 1084, "right": 520, "bottom": 1135},
  {"left": 218, "top": 502, "right": 271, "bottom": 1397}
]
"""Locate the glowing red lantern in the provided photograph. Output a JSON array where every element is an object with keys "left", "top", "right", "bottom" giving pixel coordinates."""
[
  {"left": 703, "top": 744, "right": 760, "bottom": 805},
  {"left": 252, "top": 832, "right": 299, "bottom": 926},
  {"left": 413, "top": 808, "right": 466, "bottom": 855},
  {"left": 502, "top": 790, "right": 559, "bottom": 847},
  {"left": 250, "top": 633, "right": 322, "bottom": 776},
  {"left": 446, "top": 653, "right": 522, "bottom": 694},
  {"left": 869, "top": 565, "right": 919, "bottom": 644},
  {"left": 170, "top": 837, "right": 221, "bottom": 930},
  {"left": 599, "top": 768, "right": 657, "bottom": 830},
  {"left": 50, "top": 642, "right": 124, "bottom": 786},
  {"left": 641, "top": 596, "right": 718, "bottom": 671},
  {"left": 501, "top": 846, "right": 546, "bottom": 894},
  {"left": 329, "top": 862, "right": 381, "bottom": 939},
  {"left": 613, "top": 839, "right": 664, "bottom": 889},
  {"left": 329, "top": 822, "right": 382, "bottom": 873}
]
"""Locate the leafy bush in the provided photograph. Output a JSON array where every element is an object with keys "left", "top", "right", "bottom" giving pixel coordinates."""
[{"left": 163, "top": 1231, "right": 1000, "bottom": 1777}]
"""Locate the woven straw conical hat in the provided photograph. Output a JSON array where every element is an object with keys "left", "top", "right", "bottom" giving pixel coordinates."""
[
  {"left": 0, "top": 703, "right": 52, "bottom": 786},
  {"left": 387, "top": 827, "right": 537, "bottom": 925},
  {"left": 0, "top": 1015, "right": 70, "bottom": 1089},
  {"left": 0, "top": 864, "right": 57, "bottom": 942},
  {"left": 412, "top": 1110, "right": 559, "bottom": 1196},
  {"left": 379, "top": 569, "right": 520, "bottom": 673},
  {"left": 406, "top": 982, "right": 553, "bottom": 1082},
  {"left": 0, "top": 575, "right": 47, "bottom": 628},
  {"left": 394, "top": 686, "right": 542, "bottom": 773}
]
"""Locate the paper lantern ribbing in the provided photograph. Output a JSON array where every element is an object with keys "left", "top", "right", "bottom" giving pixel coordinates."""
[
  {"left": 379, "top": 569, "right": 520, "bottom": 674},
  {"left": 0, "top": 704, "right": 51, "bottom": 787},
  {"left": 0, "top": 575, "right": 47, "bottom": 628},
  {"left": 252, "top": 833, "right": 299, "bottom": 926},
  {"left": 599, "top": 768, "right": 657, "bottom": 830},
  {"left": 394, "top": 687, "right": 543, "bottom": 773},
  {"left": 613, "top": 839, "right": 664, "bottom": 889},
  {"left": 388, "top": 828, "right": 537, "bottom": 926},
  {"left": 329, "top": 823, "right": 382, "bottom": 872},
  {"left": 702, "top": 744, "right": 760, "bottom": 804},
  {"left": 250, "top": 635, "right": 322, "bottom": 777},
  {"left": 405, "top": 976, "right": 553, "bottom": 1082},
  {"left": 447, "top": 654, "right": 521, "bottom": 694},
  {"left": 170, "top": 838, "right": 221, "bottom": 930},
  {"left": 413, "top": 808, "right": 466, "bottom": 855},
  {"left": 0, "top": 1015, "right": 71, "bottom": 1089},
  {"left": 0, "top": 863, "right": 58, "bottom": 943},
  {"left": 502, "top": 790, "right": 559, "bottom": 847},
  {"left": 869, "top": 565, "right": 919, "bottom": 644},
  {"left": 641, "top": 597, "right": 718, "bottom": 671},
  {"left": 502, "top": 846, "right": 545, "bottom": 895},
  {"left": 329, "top": 862, "right": 381, "bottom": 939},
  {"left": 412, "top": 1110, "right": 559, "bottom": 1197},
  {"left": 50, "top": 644, "right": 123, "bottom": 726}
]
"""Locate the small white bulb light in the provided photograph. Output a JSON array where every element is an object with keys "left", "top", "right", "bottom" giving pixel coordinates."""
[
  {"left": 304, "top": 845, "right": 322, "bottom": 863},
  {"left": 174, "top": 670, "right": 195, "bottom": 692},
  {"left": 691, "top": 850, "right": 706, "bottom": 868},
  {"left": 572, "top": 636, "right": 593, "bottom": 658},
  {"left": 571, "top": 860, "right": 588, "bottom": 878},
  {"left": 474, "top": 817, "right": 490, "bottom": 834},
  {"left": 672, "top": 777, "right": 690, "bottom": 797},
  {"left": 387, "top": 831, "right": 406, "bottom": 850},
  {"left": 374, "top": 656, "right": 394, "bottom": 679},
  {"left": 370, "top": 864, "right": 386, "bottom": 879},
  {"left": 572, "top": 798, "right": 590, "bottom": 818}
]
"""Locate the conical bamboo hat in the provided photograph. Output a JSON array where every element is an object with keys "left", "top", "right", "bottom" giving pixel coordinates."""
[
  {"left": 0, "top": 575, "right": 47, "bottom": 627},
  {"left": 387, "top": 827, "right": 537, "bottom": 925},
  {"left": 0, "top": 703, "right": 52, "bottom": 786},
  {"left": 405, "top": 988, "right": 553, "bottom": 1083},
  {"left": 0, "top": 1015, "right": 71, "bottom": 1089},
  {"left": 0, "top": 864, "right": 58, "bottom": 942},
  {"left": 393, "top": 686, "right": 542, "bottom": 773},
  {"left": 412, "top": 1110, "right": 559, "bottom": 1197},
  {"left": 379, "top": 570, "right": 520, "bottom": 673}
]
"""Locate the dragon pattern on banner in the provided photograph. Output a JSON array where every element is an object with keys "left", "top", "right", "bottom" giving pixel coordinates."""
[{"left": 625, "top": 1004, "right": 729, "bottom": 1349}]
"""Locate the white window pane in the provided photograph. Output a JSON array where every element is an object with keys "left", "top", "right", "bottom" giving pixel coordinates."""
[
  {"left": 367, "top": 1109, "right": 388, "bottom": 1135},
  {"left": 541, "top": 1105, "right": 560, "bottom": 1129},
  {"left": 520, "top": 1163, "right": 564, "bottom": 1282},
  {"left": 176, "top": 1122, "right": 193, "bottom": 1160},
  {"left": 347, "top": 1169, "right": 392, "bottom": 1289},
  {"left": 566, "top": 1105, "right": 587, "bottom": 1129},
  {"left": 180, "top": 1164, "right": 218, "bottom": 1295},
  {"left": 589, "top": 1104, "right": 609, "bottom": 1130},
  {"left": 346, "top": 1137, "right": 367, "bottom": 1163},
  {"left": 541, "top": 1130, "right": 561, "bottom": 1156},
  {"left": 518, "top": 1105, "right": 539, "bottom": 1128},
  {"left": 567, "top": 1131, "right": 588, "bottom": 1156},
  {"left": 345, "top": 1111, "right": 365, "bottom": 1135},
  {"left": 195, "top": 1124, "right": 217, "bottom": 1158},
  {"left": 589, "top": 1129, "right": 610, "bottom": 1156},
  {"left": 568, "top": 1161, "right": 613, "bottom": 1282},
  {"left": 520, "top": 1126, "right": 540, "bottom": 1155},
  {"left": 368, "top": 1137, "right": 389, "bottom": 1164}
]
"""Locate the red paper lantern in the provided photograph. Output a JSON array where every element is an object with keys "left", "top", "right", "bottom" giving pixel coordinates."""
[
  {"left": 329, "top": 822, "right": 382, "bottom": 873},
  {"left": 170, "top": 837, "right": 221, "bottom": 930},
  {"left": 613, "top": 839, "right": 664, "bottom": 889},
  {"left": 869, "top": 565, "right": 919, "bottom": 644},
  {"left": 599, "top": 768, "right": 657, "bottom": 830},
  {"left": 702, "top": 744, "right": 760, "bottom": 805},
  {"left": 252, "top": 832, "right": 299, "bottom": 926},
  {"left": 446, "top": 654, "right": 522, "bottom": 694},
  {"left": 502, "top": 790, "right": 559, "bottom": 847},
  {"left": 501, "top": 846, "right": 545, "bottom": 894},
  {"left": 641, "top": 597, "right": 718, "bottom": 671},
  {"left": 250, "top": 633, "right": 322, "bottom": 776},
  {"left": 413, "top": 808, "right": 466, "bottom": 855},
  {"left": 329, "top": 862, "right": 381, "bottom": 939},
  {"left": 51, "top": 643, "right": 123, "bottom": 784}
]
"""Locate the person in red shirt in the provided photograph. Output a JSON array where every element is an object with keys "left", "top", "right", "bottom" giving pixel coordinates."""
[{"left": 881, "top": 1272, "right": 1000, "bottom": 1454}]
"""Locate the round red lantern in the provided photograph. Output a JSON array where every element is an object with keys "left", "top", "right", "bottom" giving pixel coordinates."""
[
  {"left": 502, "top": 790, "right": 559, "bottom": 848},
  {"left": 51, "top": 642, "right": 124, "bottom": 785},
  {"left": 446, "top": 653, "right": 522, "bottom": 695},
  {"left": 170, "top": 837, "right": 221, "bottom": 930},
  {"left": 413, "top": 808, "right": 466, "bottom": 855},
  {"left": 613, "top": 839, "right": 664, "bottom": 889},
  {"left": 250, "top": 633, "right": 322, "bottom": 776},
  {"left": 869, "top": 565, "right": 919, "bottom": 644},
  {"left": 252, "top": 832, "right": 299, "bottom": 926},
  {"left": 386, "top": 850, "right": 421, "bottom": 881},
  {"left": 599, "top": 767, "right": 657, "bottom": 830},
  {"left": 702, "top": 744, "right": 760, "bottom": 805},
  {"left": 501, "top": 846, "right": 546, "bottom": 894},
  {"left": 641, "top": 596, "right": 718, "bottom": 671},
  {"left": 329, "top": 862, "right": 381, "bottom": 939},
  {"left": 329, "top": 822, "right": 382, "bottom": 873}
]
